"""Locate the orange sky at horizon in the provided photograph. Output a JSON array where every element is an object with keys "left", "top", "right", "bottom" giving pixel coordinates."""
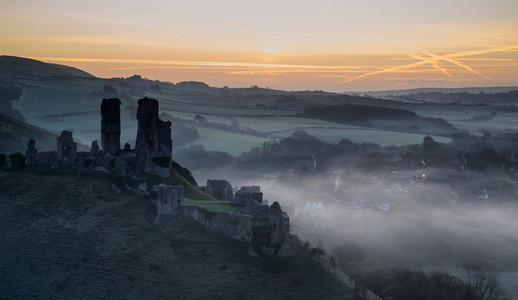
[{"left": 1, "top": 0, "right": 517, "bottom": 92}]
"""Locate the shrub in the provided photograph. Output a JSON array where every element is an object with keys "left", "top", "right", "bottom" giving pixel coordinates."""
[
  {"left": 9, "top": 152, "right": 26, "bottom": 170},
  {"left": 0, "top": 153, "right": 6, "bottom": 167}
]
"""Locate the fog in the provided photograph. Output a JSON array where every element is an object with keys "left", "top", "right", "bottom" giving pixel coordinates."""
[{"left": 195, "top": 169, "right": 518, "bottom": 272}]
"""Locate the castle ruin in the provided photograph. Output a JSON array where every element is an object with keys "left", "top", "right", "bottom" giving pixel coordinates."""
[
  {"left": 135, "top": 97, "right": 172, "bottom": 161},
  {"left": 100, "top": 98, "right": 121, "bottom": 154}
]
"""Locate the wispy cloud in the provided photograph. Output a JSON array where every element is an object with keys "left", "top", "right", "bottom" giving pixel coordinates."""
[
  {"left": 63, "top": 14, "right": 504, "bottom": 48},
  {"left": 29, "top": 56, "right": 376, "bottom": 73}
]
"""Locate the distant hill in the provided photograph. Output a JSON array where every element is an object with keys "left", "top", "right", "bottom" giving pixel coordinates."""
[
  {"left": 0, "top": 112, "right": 57, "bottom": 154},
  {"left": 0, "top": 169, "right": 355, "bottom": 299},
  {"left": 302, "top": 104, "right": 458, "bottom": 136},
  {"left": 362, "top": 86, "right": 518, "bottom": 97},
  {"left": 0, "top": 55, "right": 93, "bottom": 79}
]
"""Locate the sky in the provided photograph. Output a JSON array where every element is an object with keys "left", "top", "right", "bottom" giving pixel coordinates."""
[{"left": 1, "top": 0, "right": 517, "bottom": 92}]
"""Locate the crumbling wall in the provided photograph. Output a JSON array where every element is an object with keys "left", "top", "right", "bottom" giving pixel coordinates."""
[
  {"left": 233, "top": 186, "right": 262, "bottom": 206},
  {"left": 56, "top": 130, "right": 77, "bottom": 167},
  {"left": 25, "top": 139, "right": 38, "bottom": 166},
  {"left": 181, "top": 205, "right": 252, "bottom": 242},
  {"left": 100, "top": 98, "right": 121, "bottom": 154},
  {"left": 236, "top": 200, "right": 269, "bottom": 219},
  {"left": 155, "top": 184, "right": 184, "bottom": 225},
  {"left": 135, "top": 97, "right": 172, "bottom": 160},
  {"left": 206, "top": 179, "right": 233, "bottom": 201},
  {"left": 269, "top": 201, "right": 290, "bottom": 246}
]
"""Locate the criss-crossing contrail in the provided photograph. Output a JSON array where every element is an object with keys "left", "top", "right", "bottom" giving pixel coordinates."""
[
  {"left": 411, "top": 53, "right": 452, "bottom": 79},
  {"left": 336, "top": 44, "right": 518, "bottom": 85},
  {"left": 423, "top": 51, "right": 490, "bottom": 81}
]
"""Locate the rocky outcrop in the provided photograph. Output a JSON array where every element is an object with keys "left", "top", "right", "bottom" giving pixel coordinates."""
[
  {"left": 269, "top": 201, "right": 290, "bottom": 246},
  {"left": 248, "top": 247, "right": 258, "bottom": 258},
  {"left": 135, "top": 97, "right": 172, "bottom": 161},
  {"left": 90, "top": 140, "right": 100, "bottom": 154},
  {"left": 25, "top": 139, "right": 38, "bottom": 166},
  {"left": 101, "top": 98, "right": 121, "bottom": 154},
  {"left": 206, "top": 179, "right": 233, "bottom": 201},
  {"left": 181, "top": 205, "right": 252, "bottom": 242},
  {"left": 155, "top": 184, "right": 184, "bottom": 226},
  {"left": 233, "top": 186, "right": 262, "bottom": 206},
  {"left": 277, "top": 234, "right": 301, "bottom": 257},
  {"left": 56, "top": 130, "right": 77, "bottom": 167},
  {"left": 261, "top": 246, "right": 275, "bottom": 257}
]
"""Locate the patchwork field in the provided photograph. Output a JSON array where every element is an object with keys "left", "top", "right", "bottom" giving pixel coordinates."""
[{"left": 5, "top": 76, "right": 511, "bottom": 157}]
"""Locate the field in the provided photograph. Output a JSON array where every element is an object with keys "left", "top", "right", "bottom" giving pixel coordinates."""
[{"left": 7, "top": 75, "right": 514, "bottom": 158}]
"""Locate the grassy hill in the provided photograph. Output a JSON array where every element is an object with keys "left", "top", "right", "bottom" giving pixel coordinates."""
[
  {"left": 0, "top": 169, "right": 355, "bottom": 299},
  {"left": 0, "top": 55, "right": 93, "bottom": 79},
  {"left": 0, "top": 112, "right": 57, "bottom": 154}
]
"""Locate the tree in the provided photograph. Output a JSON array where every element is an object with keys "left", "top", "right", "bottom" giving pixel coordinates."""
[{"left": 463, "top": 264, "right": 503, "bottom": 300}]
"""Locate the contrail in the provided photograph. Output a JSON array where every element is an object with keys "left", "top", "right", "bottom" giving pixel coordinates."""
[
  {"left": 411, "top": 53, "right": 452, "bottom": 79},
  {"left": 334, "top": 60, "right": 430, "bottom": 84},
  {"left": 336, "top": 44, "right": 518, "bottom": 84},
  {"left": 424, "top": 52, "right": 490, "bottom": 81}
]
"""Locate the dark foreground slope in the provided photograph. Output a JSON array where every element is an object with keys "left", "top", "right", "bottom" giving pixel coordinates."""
[{"left": 0, "top": 169, "right": 353, "bottom": 299}]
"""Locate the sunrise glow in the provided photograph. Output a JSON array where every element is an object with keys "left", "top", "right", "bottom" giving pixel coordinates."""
[{"left": 1, "top": 0, "right": 517, "bottom": 91}]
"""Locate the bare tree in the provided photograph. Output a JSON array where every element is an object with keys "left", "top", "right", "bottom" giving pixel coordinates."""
[{"left": 463, "top": 264, "right": 504, "bottom": 300}]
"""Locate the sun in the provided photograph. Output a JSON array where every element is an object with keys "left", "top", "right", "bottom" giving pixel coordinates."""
[{"left": 263, "top": 48, "right": 278, "bottom": 54}]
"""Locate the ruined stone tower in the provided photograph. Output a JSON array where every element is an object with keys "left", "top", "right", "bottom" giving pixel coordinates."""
[
  {"left": 26, "top": 139, "right": 38, "bottom": 166},
  {"left": 269, "top": 201, "right": 290, "bottom": 246},
  {"left": 57, "top": 130, "right": 77, "bottom": 167},
  {"left": 101, "top": 98, "right": 121, "bottom": 154},
  {"left": 135, "top": 97, "right": 172, "bottom": 160}
]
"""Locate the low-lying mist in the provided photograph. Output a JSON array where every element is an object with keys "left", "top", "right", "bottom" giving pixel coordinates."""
[{"left": 196, "top": 169, "right": 518, "bottom": 272}]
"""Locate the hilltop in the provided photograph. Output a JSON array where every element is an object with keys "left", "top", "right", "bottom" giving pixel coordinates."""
[
  {"left": 0, "top": 168, "right": 355, "bottom": 299},
  {"left": 0, "top": 55, "right": 93, "bottom": 79},
  {"left": 0, "top": 112, "right": 57, "bottom": 154}
]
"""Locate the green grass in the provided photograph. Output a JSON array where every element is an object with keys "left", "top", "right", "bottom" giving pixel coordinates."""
[
  {"left": 141, "top": 171, "right": 215, "bottom": 201},
  {"left": 234, "top": 116, "right": 364, "bottom": 132},
  {"left": 0, "top": 169, "right": 354, "bottom": 299},
  {"left": 183, "top": 199, "right": 237, "bottom": 213},
  {"left": 184, "top": 126, "right": 270, "bottom": 156},
  {"left": 288, "top": 127, "right": 452, "bottom": 146}
]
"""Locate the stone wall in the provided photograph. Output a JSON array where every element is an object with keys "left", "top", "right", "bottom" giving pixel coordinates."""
[
  {"left": 26, "top": 139, "right": 38, "bottom": 166},
  {"left": 135, "top": 97, "right": 172, "bottom": 160},
  {"left": 180, "top": 205, "right": 253, "bottom": 242},
  {"left": 155, "top": 184, "right": 184, "bottom": 225},
  {"left": 236, "top": 200, "right": 269, "bottom": 219},
  {"left": 269, "top": 201, "right": 290, "bottom": 246},
  {"left": 56, "top": 130, "right": 77, "bottom": 167},
  {"left": 233, "top": 186, "right": 262, "bottom": 206},
  {"left": 206, "top": 179, "right": 233, "bottom": 201}
]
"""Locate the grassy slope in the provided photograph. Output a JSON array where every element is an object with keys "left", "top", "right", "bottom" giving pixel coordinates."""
[
  {"left": 0, "top": 112, "right": 57, "bottom": 154},
  {"left": 0, "top": 169, "right": 354, "bottom": 299}
]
